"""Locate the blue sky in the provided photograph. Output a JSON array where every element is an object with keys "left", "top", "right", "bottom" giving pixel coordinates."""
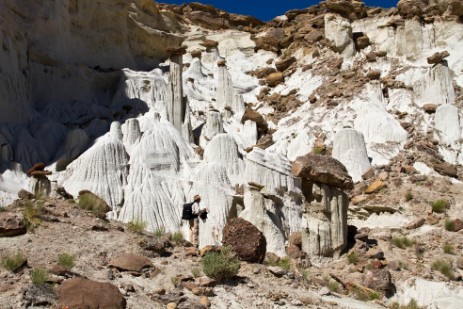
[{"left": 159, "top": 0, "right": 398, "bottom": 21}]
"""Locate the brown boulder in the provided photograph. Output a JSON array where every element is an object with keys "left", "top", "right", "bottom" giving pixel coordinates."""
[
  {"left": 447, "top": 0, "right": 463, "bottom": 16},
  {"left": 367, "top": 70, "right": 381, "bottom": 80},
  {"left": 254, "top": 67, "right": 277, "bottom": 79},
  {"left": 365, "top": 179, "right": 387, "bottom": 194},
  {"left": 254, "top": 28, "right": 285, "bottom": 53},
  {"left": 275, "top": 57, "right": 296, "bottom": 72},
  {"left": 55, "top": 278, "right": 126, "bottom": 309},
  {"left": 427, "top": 51, "right": 450, "bottom": 64},
  {"left": 222, "top": 218, "right": 266, "bottom": 263},
  {"left": 109, "top": 254, "right": 152, "bottom": 272},
  {"left": 289, "top": 232, "right": 302, "bottom": 248},
  {"left": 325, "top": 0, "right": 367, "bottom": 21},
  {"left": 18, "top": 189, "right": 34, "bottom": 200},
  {"left": 304, "top": 29, "right": 323, "bottom": 44},
  {"left": 434, "top": 162, "right": 458, "bottom": 178},
  {"left": 355, "top": 35, "right": 370, "bottom": 50},
  {"left": 423, "top": 103, "right": 438, "bottom": 113},
  {"left": 199, "top": 245, "right": 222, "bottom": 257},
  {"left": 363, "top": 268, "right": 393, "bottom": 294},
  {"left": 78, "top": 190, "right": 111, "bottom": 214},
  {"left": 241, "top": 108, "right": 268, "bottom": 135},
  {"left": 266, "top": 72, "right": 284, "bottom": 87},
  {"left": 291, "top": 154, "right": 354, "bottom": 190},
  {"left": 397, "top": 0, "right": 423, "bottom": 18},
  {"left": 200, "top": 39, "right": 219, "bottom": 51},
  {"left": 0, "top": 212, "right": 27, "bottom": 237},
  {"left": 451, "top": 219, "right": 463, "bottom": 232},
  {"left": 287, "top": 245, "right": 301, "bottom": 259}
]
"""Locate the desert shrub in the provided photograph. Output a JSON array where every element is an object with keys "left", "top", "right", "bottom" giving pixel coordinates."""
[
  {"left": 443, "top": 243, "right": 454, "bottom": 255},
  {"left": 191, "top": 268, "right": 202, "bottom": 278},
  {"left": 202, "top": 247, "right": 240, "bottom": 281},
  {"left": 1, "top": 251, "right": 26, "bottom": 272},
  {"left": 404, "top": 191, "right": 413, "bottom": 201},
  {"left": 58, "top": 253, "right": 75, "bottom": 270},
  {"left": 432, "top": 259, "right": 454, "bottom": 280},
  {"left": 30, "top": 268, "right": 48, "bottom": 286},
  {"left": 78, "top": 193, "right": 108, "bottom": 217},
  {"left": 353, "top": 287, "right": 368, "bottom": 301},
  {"left": 23, "top": 201, "right": 43, "bottom": 231},
  {"left": 311, "top": 146, "right": 325, "bottom": 155},
  {"left": 327, "top": 280, "right": 339, "bottom": 292},
  {"left": 153, "top": 228, "right": 165, "bottom": 238},
  {"left": 431, "top": 200, "right": 447, "bottom": 213},
  {"left": 171, "top": 232, "right": 184, "bottom": 246},
  {"left": 370, "top": 292, "right": 379, "bottom": 300},
  {"left": 392, "top": 236, "right": 415, "bottom": 249},
  {"left": 347, "top": 251, "right": 359, "bottom": 264},
  {"left": 401, "top": 299, "right": 419, "bottom": 309},
  {"left": 126, "top": 220, "right": 147, "bottom": 234},
  {"left": 444, "top": 219, "right": 455, "bottom": 231}
]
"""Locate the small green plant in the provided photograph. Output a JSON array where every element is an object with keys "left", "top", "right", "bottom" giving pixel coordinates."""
[
  {"left": 431, "top": 200, "right": 447, "bottom": 213},
  {"left": 22, "top": 201, "right": 43, "bottom": 231},
  {"left": 30, "top": 267, "right": 48, "bottom": 286},
  {"left": 126, "top": 220, "right": 147, "bottom": 234},
  {"left": 202, "top": 247, "right": 240, "bottom": 281},
  {"left": 311, "top": 146, "right": 325, "bottom": 155},
  {"left": 432, "top": 259, "right": 454, "bottom": 280},
  {"left": 58, "top": 253, "right": 75, "bottom": 270},
  {"left": 347, "top": 251, "right": 359, "bottom": 264},
  {"left": 191, "top": 268, "right": 202, "bottom": 278},
  {"left": 276, "top": 257, "right": 291, "bottom": 271},
  {"left": 404, "top": 191, "right": 413, "bottom": 201},
  {"left": 443, "top": 243, "right": 454, "bottom": 255},
  {"left": 171, "top": 232, "right": 184, "bottom": 246},
  {"left": 370, "top": 292, "right": 379, "bottom": 300},
  {"left": 353, "top": 287, "right": 368, "bottom": 301},
  {"left": 170, "top": 276, "right": 180, "bottom": 287},
  {"left": 1, "top": 251, "right": 26, "bottom": 272},
  {"left": 392, "top": 236, "right": 415, "bottom": 249},
  {"left": 153, "top": 228, "right": 165, "bottom": 238},
  {"left": 78, "top": 192, "right": 109, "bottom": 217},
  {"left": 444, "top": 219, "right": 455, "bottom": 231},
  {"left": 401, "top": 299, "right": 419, "bottom": 309},
  {"left": 327, "top": 280, "right": 339, "bottom": 292}
]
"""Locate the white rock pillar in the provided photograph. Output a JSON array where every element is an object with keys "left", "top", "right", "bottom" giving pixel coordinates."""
[
  {"left": 300, "top": 180, "right": 348, "bottom": 259},
  {"left": 200, "top": 108, "right": 224, "bottom": 147},
  {"left": 332, "top": 129, "right": 371, "bottom": 182},
  {"left": 324, "top": 13, "right": 355, "bottom": 58},
  {"left": 166, "top": 46, "right": 187, "bottom": 133},
  {"left": 216, "top": 60, "right": 234, "bottom": 111}
]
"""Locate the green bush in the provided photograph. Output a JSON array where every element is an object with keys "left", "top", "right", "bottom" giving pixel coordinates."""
[
  {"left": 404, "top": 191, "right": 413, "bottom": 201},
  {"left": 431, "top": 200, "right": 447, "bottom": 213},
  {"left": 392, "top": 236, "right": 415, "bottom": 249},
  {"left": 444, "top": 219, "right": 455, "bottom": 231},
  {"left": 311, "top": 146, "right": 325, "bottom": 155},
  {"left": 1, "top": 251, "right": 26, "bottom": 272},
  {"left": 78, "top": 193, "right": 109, "bottom": 217},
  {"left": 22, "top": 201, "right": 43, "bottom": 231},
  {"left": 432, "top": 259, "right": 454, "bottom": 280},
  {"left": 347, "top": 251, "right": 359, "bottom": 264},
  {"left": 202, "top": 247, "right": 240, "bottom": 281},
  {"left": 153, "top": 228, "right": 165, "bottom": 238},
  {"left": 327, "top": 280, "right": 339, "bottom": 292},
  {"left": 171, "top": 232, "right": 184, "bottom": 246},
  {"left": 443, "top": 243, "right": 454, "bottom": 255},
  {"left": 401, "top": 299, "right": 419, "bottom": 309},
  {"left": 30, "top": 268, "right": 48, "bottom": 286},
  {"left": 191, "top": 268, "right": 202, "bottom": 278},
  {"left": 126, "top": 220, "right": 147, "bottom": 234},
  {"left": 58, "top": 253, "right": 76, "bottom": 270}
]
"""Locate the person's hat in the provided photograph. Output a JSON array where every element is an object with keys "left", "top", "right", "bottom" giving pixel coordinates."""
[{"left": 193, "top": 194, "right": 201, "bottom": 201}]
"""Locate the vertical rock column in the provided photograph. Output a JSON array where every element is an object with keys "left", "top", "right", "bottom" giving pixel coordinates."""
[
  {"left": 27, "top": 163, "right": 52, "bottom": 199},
  {"left": 166, "top": 46, "right": 192, "bottom": 141},
  {"left": 216, "top": 60, "right": 234, "bottom": 111}
]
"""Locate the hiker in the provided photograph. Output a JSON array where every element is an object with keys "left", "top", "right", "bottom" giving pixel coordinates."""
[{"left": 182, "top": 195, "right": 207, "bottom": 248}]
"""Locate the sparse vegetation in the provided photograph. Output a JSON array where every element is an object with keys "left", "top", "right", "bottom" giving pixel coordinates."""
[
  {"left": 58, "top": 253, "right": 76, "bottom": 270},
  {"left": 327, "top": 280, "right": 339, "bottom": 292},
  {"left": 392, "top": 236, "right": 415, "bottom": 249},
  {"left": 404, "top": 191, "right": 413, "bottom": 201},
  {"left": 347, "top": 251, "right": 359, "bottom": 264},
  {"left": 443, "top": 243, "right": 455, "bottom": 255},
  {"left": 431, "top": 199, "right": 447, "bottom": 213},
  {"left": 398, "top": 261, "right": 409, "bottom": 270},
  {"left": 432, "top": 259, "right": 454, "bottom": 280},
  {"left": 170, "top": 276, "right": 180, "bottom": 287},
  {"left": 30, "top": 267, "right": 49, "bottom": 286},
  {"left": 171, "top": 232, "right": 184, "bottom": 246},
  {"left": 126, "top": 220, "right": 147, "bottom": 234},
  {"left": 402, "top": 299, "right": 419, "bottom": 309},
  {"left": 444, "top": 219, "right": 455, "bottom": 231},
  {"left": 1, "top": 251, "right": 26, "bottom": 272},
  {"left": 311, "top": 146, "right": 325, "bottom": 155},
  {"left": 202, "top": 246, "right": 240, "bottom": 281},
  {"left": 353, "top": 287, "right": 368, "bottom": 301},
  {"left": 22, "top": 201, "right": 43, "bottom": 231},
  {"left": 266, "top": 255, "right": 291, "bottom": 271},
  {"left": 191, "top": 268, "right": 202, "bottom": 278},
  {"left": 153, "top": 228, "right": 165, "bottom": 238},
  {"left": 369, "top": 292, "right": 379, "bottom": 300},
  {"left": 78, "top": 193, "right": 108, "bottom": 217}
]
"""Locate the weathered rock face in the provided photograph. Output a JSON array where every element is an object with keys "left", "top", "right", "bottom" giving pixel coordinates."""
[
  {"left": 55, "top": 278, "right": 126, "bottom": 309},
  {"left": 292, "top": 154, "right": 354, "bottom": 190},
  {"left": 222, "top": 218, "right": 266, "bottom": 263},
  {"left": 109, "top": 254, "right": 152, "bottom": 272},
  {"left": 324, "top": 0, "right": 368, "bottom": 21},
  {"left": 398, "top": 0, "right": 463, "bottom": 18},
  {"left": 324, "top": 14, "right": 355, "bottom": 57}
]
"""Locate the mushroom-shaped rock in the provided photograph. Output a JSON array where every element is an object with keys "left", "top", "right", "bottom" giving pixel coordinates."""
[
  {"left": 222, "top": 218, "right": 266, "bottom": 263},
  {"left": 292, "top": 154, "right": 354, "bottom": 190},
  {"left": 55, "top": 278, "right": 126, "bottom": 309},
  {"left": 109, "top": 254, "right": 152, "bottom": 272},
  {"left": 427, "top": 51, "right": 450, "bottom": 65}
]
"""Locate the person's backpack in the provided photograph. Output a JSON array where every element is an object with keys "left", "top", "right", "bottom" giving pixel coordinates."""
[{"left": 182, "top": 202, "right": 197, "bottom": 220}]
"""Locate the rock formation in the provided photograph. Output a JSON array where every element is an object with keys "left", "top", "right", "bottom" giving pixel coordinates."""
[{"left": 216, "top": 61, "right": 235, "bottom": 110}]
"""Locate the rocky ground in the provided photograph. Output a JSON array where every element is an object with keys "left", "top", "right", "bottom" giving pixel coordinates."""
[{"left": 1, "top": 166, "right": 463, "bottom": 309}]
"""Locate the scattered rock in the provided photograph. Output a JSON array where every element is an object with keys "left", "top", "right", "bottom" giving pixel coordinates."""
[
  {"left": 366, "top": 70, "right": 381, "bottom": 80},
  {"left": 275, "top": 57, "right": 296, "bottom": 72},
  {"left": 198, "top": 276, "right": 217, "bottom": 287},
  {"left": 222, "top": 218, "right": 266, "bottom": 263},
  {"left": 423, "top": 103, "right": 438, "bottom": 114},
  {"left": 450, "top": 219, "right": 463, "bottom": 232},
  {"left": 364, "top": 179, "right": 387, "bottom": 194},
  {"left": 287, "top": 245, "right": 301, "bottom": 259},
  {"left": 406, "top": 218, "right": 425, "bottom": 229},
  {"left": 266, "top": 72, "right": 284, "bottom": 87},
  {"left": 199, "top": 245, "right": 221, "bottom": 257},
  {"left": 289, "top": 232, "right": 302, "bottom": 248},
  {"left": 319, "top": 286, "right": 331, "bottom": 296},
  {"left": 268, "top": 266, "right": 286, "bottom": 277},
  {"left": 55, "top": 278, "right": 126, "bottom": 309},
  {"left": 22, "top": 284, "right": 56, "bottom": 306},
  {"left": 0, "top": 212, "right": 27, "bottom": 237},
  {"left": 363, "top": 269, "right": 393, "bottom": 295},
  {"left": 200, "top": 295, "right": 211, "bottom": 307},
  {"left": 366, "top": 248, "right": 385, "bottom": 260},
  {"left": 139, "top": 236, "right": 172, "bottom": 256},
  {"left": 291, "top": 154, "right": 354, "bottom": 190},
  {"left": 427, "top": 51, "right": 450, "bottom": 64},
  {"left": 434, "top": 162, "right": 458, "bottom": 178},
  {"left": 18, "top": 189, "right": 34, "bottom": 200},
  {"left": 109, "top": 254, "right": 152, "bottom": 273}
]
